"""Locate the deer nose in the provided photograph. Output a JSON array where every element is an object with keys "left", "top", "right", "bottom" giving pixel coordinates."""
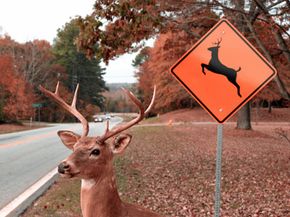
[{"left": 58, "top": 162, "right": 70, "bottom": 174}]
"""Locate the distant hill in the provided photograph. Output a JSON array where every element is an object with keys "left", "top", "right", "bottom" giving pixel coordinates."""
[{"left": 103, "top": 83, "right": 137, "bottom": 112}]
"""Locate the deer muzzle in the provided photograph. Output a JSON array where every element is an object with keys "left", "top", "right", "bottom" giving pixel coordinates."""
[{"left": 58, "top": 162, "right": 70, "bottom": 174}]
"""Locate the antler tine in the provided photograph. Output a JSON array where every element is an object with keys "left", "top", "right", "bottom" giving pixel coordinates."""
[
  {"left": 213, "top": 38, "right": 222, "bottom": 46},
  {"left": 55, "top": 81, "right": 60, "bottom": 95},
  {"left": 99, "top": 86, "right": 156, "bottom": 143},
  {"left": 71, "top": 84, "right": 79, "bottom": 109},
  {"left": 39, "top": 82, "right": 89, "bottom": 137},
  {"left": 104, "top": 120, "right": 110, "bottom": 134},
  {"left": 121, "top": 88, "right": 145, "bottom": 114},
  {"left": 145, "top": 85, "right": 156, "bottom": 114}
]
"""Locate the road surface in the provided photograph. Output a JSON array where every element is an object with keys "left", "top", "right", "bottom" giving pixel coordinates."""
[{"left": 0, "top": 117, "right": 122, "bottom": 209}]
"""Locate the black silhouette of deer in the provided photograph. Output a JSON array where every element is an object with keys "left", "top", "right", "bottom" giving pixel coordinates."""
[{"left": 201, "top": 38, "right": 242, "bottom": 97}]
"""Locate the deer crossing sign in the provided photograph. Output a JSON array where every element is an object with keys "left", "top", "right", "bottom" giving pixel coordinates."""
[{"left": 170, "top": 19, "right": 277, "bottom": 123}]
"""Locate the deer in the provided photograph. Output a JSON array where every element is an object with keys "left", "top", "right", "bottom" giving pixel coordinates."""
[
  {"left": 201, "top": 38, "right": 242, "bottom": 97},
  {"left": 39, "top": 82, "right": 162, "bottom": 217}
]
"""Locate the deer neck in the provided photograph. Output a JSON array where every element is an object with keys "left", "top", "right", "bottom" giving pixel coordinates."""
[
  {"left": 210, "top": 49, "right": 220, "bottom": 63},
  {"left": 80, "top": 170, "right": 123, "bottom": 217}
]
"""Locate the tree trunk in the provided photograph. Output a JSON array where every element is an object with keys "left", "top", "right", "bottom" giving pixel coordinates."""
[
  {"left": 273, "top": 72, "right": 290, "bottom": 100},
  {"left": 268, "top": 101, "right": 272, "bottom": 113},
  {"left": 234, "top": 0, "right": 252, "bottom": 130},
  {"left": 236, "top": 102, "right": 252, "bottom": 130},
  {"left": 255, "top": 101, "right": 260, "bottom": 123}
]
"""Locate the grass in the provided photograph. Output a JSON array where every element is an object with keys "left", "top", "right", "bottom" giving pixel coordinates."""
[{"left": 20, "top": 178, "right": 81, "bottom": 217}]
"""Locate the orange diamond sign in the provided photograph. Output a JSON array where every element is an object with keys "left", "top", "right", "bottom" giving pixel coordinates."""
[{"left": 170, "top": 19, "right": 277, "bottom": 123}]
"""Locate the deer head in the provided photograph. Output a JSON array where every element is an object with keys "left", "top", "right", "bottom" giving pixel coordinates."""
[
  {"left": 208, "top": 38, "right": 222, "bottom": 51},
  {"left": 39, "top": 82, "right": 156, "bottom": 180}
]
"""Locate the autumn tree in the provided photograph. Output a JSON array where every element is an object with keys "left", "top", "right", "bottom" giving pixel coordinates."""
[
  {"left": 53, "top": 18, "right": 107, "bottom": 110},
  {"left": 21, "top": 40, "right": 60, "bottom": 87},
  {"left": 0, "top": 36, "right": 60, "bottom": 87},
  {"left": 0, "top": 35, "right": 70, "bottom": 122},
  {"left": 252, "top": 20, "right": 289, "bottom": 112},
  {"left": 134, "top": 31, "right": 208, "bottom": 113},
  {"left": 131, "top": 46, "right": 150, "bottom": 68},
  {"left": 0, "top": 55, "right": 34, "bottom": 121},
  {"left": 76, "top": 0, "right": 289, "bottom": 129},
  {"left": 77, "top": 0, "right": 218, "bottom": 113},
  {"left": 76, "top": 1, "right": 220, "bottom": 61}
]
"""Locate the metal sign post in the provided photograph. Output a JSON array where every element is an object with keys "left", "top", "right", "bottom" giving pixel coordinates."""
[
  {"left": 38, "top": 107, "right": 41, "bottom": 123},
  {"left": 32, "top": 103, "right": 43, "bottom": 124},
  {"left": 214, "top": 124, "right": 223, "bottom": 217}
]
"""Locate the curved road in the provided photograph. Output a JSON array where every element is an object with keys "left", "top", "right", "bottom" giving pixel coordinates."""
[{"left": 0, "top": 117, "right": 122, "bottom": 209}]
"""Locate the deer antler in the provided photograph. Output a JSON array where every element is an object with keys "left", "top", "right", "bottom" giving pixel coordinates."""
[
  {"left": 39, "top": 82, "right": 89, "bottom": 137},
  {"left": 99, "top": 86, "right": 156, "bottom": 143},
  {"left": 213, "top": 38, "right": 222, "bottom": 46}
]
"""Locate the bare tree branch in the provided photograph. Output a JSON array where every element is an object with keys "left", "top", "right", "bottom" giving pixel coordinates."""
[{"left": 253, "top": 0, "right": 290, "bottom": 62}]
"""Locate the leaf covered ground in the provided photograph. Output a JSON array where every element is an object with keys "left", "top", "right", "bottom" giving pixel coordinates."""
[
  {"left": 146, "top": 107, "right": 290, "bottom": 123},
  {"left": 127, "top": 125, "right": 289, "bottom": 217},
  {"left": 22, "top": 117, "right": 289, "bottom": 217}
]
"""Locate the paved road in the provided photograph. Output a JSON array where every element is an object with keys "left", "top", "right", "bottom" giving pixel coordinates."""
[{"left": 0, "top": 117, "right": 122, "bottom": 209}]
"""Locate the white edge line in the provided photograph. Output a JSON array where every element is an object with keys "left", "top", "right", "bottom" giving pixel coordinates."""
[{"left": 0, "top": 167, "right": 58, "bottom": 217}]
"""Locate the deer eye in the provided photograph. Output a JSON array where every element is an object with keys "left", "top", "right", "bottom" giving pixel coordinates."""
[{"left": 90, "top": 149, "right": 100, "bottom": 156}]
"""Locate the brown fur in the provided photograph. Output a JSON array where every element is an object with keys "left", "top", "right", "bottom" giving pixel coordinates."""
[
  {"left": 58, "top": 132, "right": 162, "bottom": 217},
  {"left": 80, "top": 175, "right": 160, "bottom": 217},
  {"left": 40, "top": 82, "right": 159, "bottom": 217}
]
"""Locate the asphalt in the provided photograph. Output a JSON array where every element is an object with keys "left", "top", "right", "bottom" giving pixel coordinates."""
[{"left": 0, "top": 117, "right": 122, "bottom": 210}]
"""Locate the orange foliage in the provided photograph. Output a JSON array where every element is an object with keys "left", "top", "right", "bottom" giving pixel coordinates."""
[
  {"left": 137, "top": 32, "right": 188, "bottom": 113},
  {"left": 253, "top": 21, "right": 290, "bottom": 102},
  {"left": 0, "top": 35, "right": 73, "bottom": 122},
  {"left": 137, "top": 29, "right": 217, "bottom": 113},
  {"left": 0, "top": 55, "right": 34, "bottom": 120}
]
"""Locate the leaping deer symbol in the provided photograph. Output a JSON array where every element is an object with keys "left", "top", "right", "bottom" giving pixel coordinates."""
[{"left": 201, "top": 38, "right": 242, "bottom": 97}]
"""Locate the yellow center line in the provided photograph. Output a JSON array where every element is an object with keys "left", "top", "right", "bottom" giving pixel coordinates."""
[
  {"left": 0, "top": 123, "right": 97, "bottom": 149},
  {"left": 0, "top": 131, "right": 57, "bottom": 148}
]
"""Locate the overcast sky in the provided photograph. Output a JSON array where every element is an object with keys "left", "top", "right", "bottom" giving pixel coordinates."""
[{"left": 0, "top": 0, "right": 138, "bottom": 83}]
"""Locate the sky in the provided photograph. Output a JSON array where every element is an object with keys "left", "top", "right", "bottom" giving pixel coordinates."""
[{"left": 0, "top": 0, "right": 138, "bottom": 83}]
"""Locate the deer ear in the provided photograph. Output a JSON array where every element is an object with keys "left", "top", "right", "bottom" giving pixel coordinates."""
[
  {"left": 110, "top": 134, "right": 132, "bottom": 155},
  {"left": 57, "top": 130, "right": 80, "bottom": 150}
]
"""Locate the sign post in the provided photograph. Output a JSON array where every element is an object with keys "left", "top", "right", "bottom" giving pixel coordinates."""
[
  {"left": 169, "top": 19, "right": 277, "bottom": 216},
  {"left": 32, "top": 103, "right": 43, "bottom": 123},
  {"left": 214, "top": 124, "right": 223, "bottom": 217}
]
